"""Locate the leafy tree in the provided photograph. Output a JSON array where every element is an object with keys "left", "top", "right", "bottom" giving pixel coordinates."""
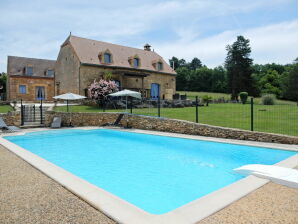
[
  {"left": 258, "top": 69, "right": 281, "bottom": 97},
  {"left": 189, "top": 57, "right": 202, "bottom": 70},
  {"left": 210, "top": 66, "right": 227, "bottom": 93},
  {"left": 283, "top": 64, "right": 298, "bottom": 101},
  {"left": 0, "top": 72, "right": 7, "bottom": 95},
  {"left": 169, "top": 57, "right": 180, "bottom": 70},
  {"left": 225, "top": 36, "right": 254, "bottom": 100},
  {"left": 188, "top": 66, "right": 213, "bottom": 91},
  {"left": 175, "top": 67, "right": 190, "bottom": 91},
  {"left": 169, "top": 57, "right": 189, "bottom": 70}
]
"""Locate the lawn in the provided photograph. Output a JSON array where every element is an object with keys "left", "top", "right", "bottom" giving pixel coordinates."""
[
  {"left": 177, "top": 91, "right": 297, "bottom": 105},
  {"left": 0, "top": 105, "right": 13, "bottom": 113},
  {"left": 54, "top": 103, "right": 298, "bottom": 136}
]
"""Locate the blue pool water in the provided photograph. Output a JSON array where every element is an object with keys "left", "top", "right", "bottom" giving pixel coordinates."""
[{"left": 4, "top": 129, "right": 296, "bottom": 214}]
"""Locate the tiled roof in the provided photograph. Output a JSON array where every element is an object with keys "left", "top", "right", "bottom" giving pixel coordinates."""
[
  {"left": 67, "top": 35, "right": 176, "bottom": 75},
  {"left": 7, "top": 56, "right": 56, "bottom": 77}
]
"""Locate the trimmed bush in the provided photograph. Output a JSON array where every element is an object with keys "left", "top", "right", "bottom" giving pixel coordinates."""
[
  {"left": 202, "top": 95, "right": 212, "bottom": 106},
  {"left": 261, "top": 94, "right": 276, "bottom": 105},
  {"left": 239, "top": 92, "right": 248, "bottom": 104}
]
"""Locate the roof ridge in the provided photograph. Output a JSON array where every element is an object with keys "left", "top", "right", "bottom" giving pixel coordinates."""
[
  {"left": 70, "top": 35, "right": 161, "bottom": 56},
  {"left": 8, "top": 55, "right": 56, "bottom": 62}
]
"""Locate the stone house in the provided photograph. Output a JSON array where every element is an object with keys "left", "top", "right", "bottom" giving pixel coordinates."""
[
  {"left": 7, "top": 35, "right": 176, "bottom": 101},
  {"left": 55, "top": 35, "right": 176, "bottom": 99},
  {"left": 7, "top": 56, "right": 55, "bottom": 101}
]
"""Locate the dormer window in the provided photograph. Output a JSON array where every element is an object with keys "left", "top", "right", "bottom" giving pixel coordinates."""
[
  {"left": 104, "top": 53, "right": 111, "bottom": 64},
  {"left": 133, "top": 58, "right": 139, "bottom": 68},
  {"left": 46, "top": 69, "right": 54, "bottom": 77},
  {"left": 157, "top": 62, "right": 163, "bottom": 71},
  {"left": 25, "top": 66, "right": 33, "bottom": 75}
]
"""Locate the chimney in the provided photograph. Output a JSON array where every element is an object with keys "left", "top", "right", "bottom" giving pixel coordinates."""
[{"left": 144, "top": 43, "right": 151, "bottom": 51}]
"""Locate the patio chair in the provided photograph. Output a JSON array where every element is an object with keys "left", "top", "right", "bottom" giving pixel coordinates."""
[
  {"left": 0, "top": 117, "right": 21, "bottom": 132},
  {"left": 51, "top": 117, "right": 62, "bottom": 128}
]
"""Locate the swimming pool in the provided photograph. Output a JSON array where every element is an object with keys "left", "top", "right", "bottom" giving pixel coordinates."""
[{"left": 4, "top": 129, "right": 296, "bottom": 215}]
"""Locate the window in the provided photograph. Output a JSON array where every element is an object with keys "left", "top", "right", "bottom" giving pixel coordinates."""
[
  {"left": 133, "top": 58, "right": 139, "bottom": 68},
  {"left": 25, "top": 66, "right": 33, "bottom": 75},
  {"left": 157, "top": 62, "right": 163, "bottom": 71},
  {"left": 19, "top": 85, "right": 26, "bottom": 94},
  {"left": 104, "top": 53, "right": 111, "bottom": 63},
  {"left": 46, "top": 69, "right": 54, "bottom": 77}
]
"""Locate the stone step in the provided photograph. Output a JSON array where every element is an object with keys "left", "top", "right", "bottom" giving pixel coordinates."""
[{"left": 22, "top": 122, "right": 45, "bottom": 127}]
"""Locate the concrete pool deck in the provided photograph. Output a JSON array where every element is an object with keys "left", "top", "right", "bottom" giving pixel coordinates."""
[{"left": 1, "top": 127, "right": 298, "bottom": 224}]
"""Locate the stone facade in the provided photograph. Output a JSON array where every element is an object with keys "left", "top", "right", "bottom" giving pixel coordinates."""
[
  {"left": 55, "top": 35, "right": 176, "bottom": 99},
  {"left": 54, "top": 44, "right": 81, "bottom": 95},
  {"left": 45, "top": 111, "right": 298, "bottom": 145},
  {"left": 8, "top": 76, "right": 54, "bottom": 101},
  {"left": 78, "top": 65, "right": 175, "bottom": 99},
  {"left": 7, "top": 56, "right": 56, "bottom": 102}
]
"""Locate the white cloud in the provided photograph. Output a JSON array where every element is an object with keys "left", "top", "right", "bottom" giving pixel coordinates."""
[
  {"left": 0, "top": 0, "right": 297, "bottom": 71},
  {"left": 155, "top": 19, "right": 298, "bottom": 67}
]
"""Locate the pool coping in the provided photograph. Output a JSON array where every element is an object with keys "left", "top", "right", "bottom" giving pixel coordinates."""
[{"left": 1, "top": 127, "right": 298, "bottom": 224}]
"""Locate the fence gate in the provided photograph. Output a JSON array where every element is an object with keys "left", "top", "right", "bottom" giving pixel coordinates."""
[{"left": 21, "top": 101, "right": 46, "bottom": 126}]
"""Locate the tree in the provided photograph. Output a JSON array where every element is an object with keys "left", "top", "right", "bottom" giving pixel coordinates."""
[
  {"left": 175, "top": 67, "right": 190, "bottom": 91},
  {"left": 0, "top": 72, "right": 7, "bottom": 95},
  {"left": 283, "top": 64, "right": 298, "bottom": 101},
  {"left": 258, "top": 69, "right": 281, "bottom": 97},
  {"left": 189, "top": 57, "right": 202, "bottom": 70},
  {"left": 210, "top": 66, "right": 227, "bottom": 93},
  {"left": 169, "top": 57, "right": 187, "bottom": 70},
  {"left": 169, "top": 57, "right": 179, "bottom": 70},
  {"left": 225, "top": 36, "right": 254, "bottom": 100}
]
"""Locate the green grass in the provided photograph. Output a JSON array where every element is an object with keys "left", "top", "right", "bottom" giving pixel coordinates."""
[
  {"left": 54, "top": 103, "right": 298, "bottom": 136},
  {"left": 177, "top": 91, "right": 297, "bottom": 105},
  {"left": 0, "top": 105, "right": 13, "bottom": 113}
]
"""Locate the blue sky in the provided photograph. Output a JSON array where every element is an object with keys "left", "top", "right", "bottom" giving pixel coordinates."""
[{"left": 1, "top": 0, "right": 298, "bottom": 72}]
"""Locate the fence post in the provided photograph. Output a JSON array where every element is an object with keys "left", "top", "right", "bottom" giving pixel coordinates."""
[
  {"left": 195, "top": 96, "right": 198, "bottom": 123},
  {"left": 157, "top": 97, "right": 160, "bottom": 117},
  {"left": 21, "top": 99, "right": 24, "bottom": 126},
  {"left": 130, "top": 97, "right": 133, "bottom": 114},
  {"left": 40, "top": 100, "right": 43, "bottom": 124},
  {"left": 250, "top": 97, "right": 254, "bottom": 131},
  {"left": 102, "top": 99, "right": 105, "bottom": 112},
  {"left": 33, "top": 105, "right": 36, "bottom": 122}
]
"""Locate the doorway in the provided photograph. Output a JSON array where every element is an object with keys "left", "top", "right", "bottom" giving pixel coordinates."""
[
  {"left": 150, "top": 83, "right": 160, "bottom": 99},
  {"left": 36, "top": 86, "right": 45, "bottom": 100}
]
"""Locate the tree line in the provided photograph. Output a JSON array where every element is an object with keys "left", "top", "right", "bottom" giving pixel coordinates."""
[{"left": 170, "top": 36, "right": 298, "bottom": 102}]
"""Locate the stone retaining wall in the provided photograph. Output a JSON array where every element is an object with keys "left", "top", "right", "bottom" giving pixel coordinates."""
[
  {"left": 45, "top": 111, "right": 298, "bottom": 145},
  {"left": 0, "top": 111, "right": 21, "bottom": 126}
]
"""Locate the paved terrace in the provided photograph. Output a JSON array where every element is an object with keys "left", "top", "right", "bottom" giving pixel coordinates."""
[{"left": 0, "top": 145, "right": 297, "bottom": 224}]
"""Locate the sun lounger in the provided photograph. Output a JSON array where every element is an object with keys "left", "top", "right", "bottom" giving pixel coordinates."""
[
  {"left": 0, "top": 117, "right": 21, "bottom": 132},
  {"left": 51, "top": 117, "right": 62, "bottom": 128},
  {"left": 114, "top": 113, "right": 124, "bottom": 126},
  {"left": 102, "top": 113, "right": 125, "bottom": 127},
  {"left": 234, "top": 164, "right": 298, "bottom": 189}
]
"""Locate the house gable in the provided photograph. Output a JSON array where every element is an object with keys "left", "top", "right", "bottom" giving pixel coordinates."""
[{"left": 67, "top": 35, "right": 176, "bottom": 75}]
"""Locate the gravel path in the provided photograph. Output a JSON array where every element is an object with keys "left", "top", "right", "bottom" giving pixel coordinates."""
[{"left": 0, "top": 145, "right": 116, "bottom": 224}]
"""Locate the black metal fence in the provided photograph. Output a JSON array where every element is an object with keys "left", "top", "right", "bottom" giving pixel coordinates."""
[
  {"left": 100, "top": 96, "right": 298, "bottom": 137},
  {"left": 20, "top": 99, "right": 45, "bottom": 125}
]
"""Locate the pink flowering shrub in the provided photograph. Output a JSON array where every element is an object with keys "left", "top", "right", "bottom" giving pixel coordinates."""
[{"left": 88, "top": 79, "right": 118, "bottom": 99}]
